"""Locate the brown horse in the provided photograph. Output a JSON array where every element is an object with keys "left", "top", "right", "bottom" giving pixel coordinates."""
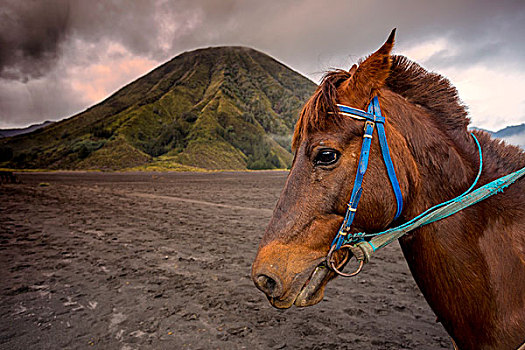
[{"left": 252, "top": 30, "right": 525, "bottom": 350}]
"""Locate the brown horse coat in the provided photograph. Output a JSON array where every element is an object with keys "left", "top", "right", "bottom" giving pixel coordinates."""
[{"left": 252, "top": 31, "right": 525, "bottom": 350}]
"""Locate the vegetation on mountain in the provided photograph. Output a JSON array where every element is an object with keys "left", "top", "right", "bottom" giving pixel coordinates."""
[{"left": 0, "top": 47, "right": 316, "bottom": 170}]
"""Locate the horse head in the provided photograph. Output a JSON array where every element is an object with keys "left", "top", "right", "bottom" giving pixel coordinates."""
[{"left": 251, "top": 30, "right": 419, "bottom": 308}]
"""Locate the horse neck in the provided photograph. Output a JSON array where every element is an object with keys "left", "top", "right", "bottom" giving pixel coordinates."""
[
  {"left": 383, "top": 92, "right": 480, "bottom": 214},
  {"left": 383, "top": 93, "right": 525, "bottom": 349}
]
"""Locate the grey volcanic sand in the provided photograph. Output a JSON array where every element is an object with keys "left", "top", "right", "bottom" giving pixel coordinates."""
[{"left": 0, "top": 172, "right": 451, "bottom": 349}]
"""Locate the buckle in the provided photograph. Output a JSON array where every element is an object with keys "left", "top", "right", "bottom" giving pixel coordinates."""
[{"left": 363, "top": 120, "right": 374, "bottom": 138}]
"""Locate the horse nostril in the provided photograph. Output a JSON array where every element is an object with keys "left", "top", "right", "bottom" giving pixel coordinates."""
[
  {"left": 258, "top": 275, "right": 276, "bottom": 292},
  {"left": 254, "top": 273, "right": 282, "bottom": 298}
]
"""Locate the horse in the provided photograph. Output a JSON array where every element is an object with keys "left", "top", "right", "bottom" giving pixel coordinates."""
[{"left": 251, "top": 30, "right": 525, "bottom": 350}]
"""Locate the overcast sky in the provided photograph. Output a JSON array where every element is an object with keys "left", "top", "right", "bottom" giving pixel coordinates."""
[{"left": 1, "top": 0, "right": 524, "bottom": 131}]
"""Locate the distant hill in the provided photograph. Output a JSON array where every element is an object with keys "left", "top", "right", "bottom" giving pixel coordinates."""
[
  {"left": 0, "top": 121, "right": 54, "bottom": 138},
  {"left": 0, "top": 47, "right": 316, "bottom": 170},
  {"left": 493, "top": 123, "right": 525, "bottom": 138},
  {"left": 472, "top": 123, "right": 525, "bottom": 149}
]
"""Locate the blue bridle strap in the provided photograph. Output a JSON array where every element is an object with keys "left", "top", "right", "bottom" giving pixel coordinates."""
[
  {"left": 337, "top": 104, "right": 385, "bottom": 123},
  {"left": 331, "top": 96, "right": 404, "bottom": 250},
  {"left": 370, "top": 98, "right": 404, "bottom": 220}
]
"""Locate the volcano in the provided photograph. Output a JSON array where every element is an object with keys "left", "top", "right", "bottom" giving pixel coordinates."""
[{"left": 0, "top": 47, "right": 316, "bottom": 170}]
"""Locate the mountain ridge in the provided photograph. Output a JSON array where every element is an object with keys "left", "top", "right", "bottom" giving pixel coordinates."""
[
  {"left": 492, "top": 123, "right": 525, "bottom": 148},
  {"left": 0, "top": 46, "right": 317, "bottom": 170},
  {"left": 470, "top": 123, "right": 525, "bottom": 149},
  {"left": 0, "top": 121, "right": 54, "bottom": 138}
]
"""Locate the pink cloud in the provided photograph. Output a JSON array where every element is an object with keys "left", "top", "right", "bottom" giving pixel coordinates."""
[{"left": 69, "top": 43, "right": 158, "bottom": 105}]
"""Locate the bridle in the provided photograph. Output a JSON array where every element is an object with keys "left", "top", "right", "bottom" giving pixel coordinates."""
[
  {"left": 326, "top": 96, "right": 403, "bottom": 276},
  {"left": 330, "top": 96, "right": 404, "bottom": 249},
  {"left": 326, "top": 96, "right": 525, "bottom": 277}
]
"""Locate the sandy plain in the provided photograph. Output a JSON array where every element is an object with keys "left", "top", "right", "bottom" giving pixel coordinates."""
[{"left": 0, "top": 171, "right": 451, "bottom": 349}]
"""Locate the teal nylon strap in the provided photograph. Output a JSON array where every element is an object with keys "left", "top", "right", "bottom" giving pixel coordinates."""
[{"left": 345, "top": 134, "right": 525, "bottom": 263}]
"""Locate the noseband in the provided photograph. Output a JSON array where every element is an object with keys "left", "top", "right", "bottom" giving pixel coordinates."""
[{"left": 327, "top": 96, "right": 525, "bottom": 277}]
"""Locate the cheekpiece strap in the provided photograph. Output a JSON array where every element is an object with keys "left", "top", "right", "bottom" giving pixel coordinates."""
[
  {"left": 369, "top": 98, "right": 404, "bottom": 220},
  {"left": 331, "top": 96, "right": 404, "bottom": 250}
]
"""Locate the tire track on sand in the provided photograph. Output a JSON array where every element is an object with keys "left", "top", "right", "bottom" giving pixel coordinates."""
[{"left": 127, "top": 192, "right": 274, "bottom": 214}]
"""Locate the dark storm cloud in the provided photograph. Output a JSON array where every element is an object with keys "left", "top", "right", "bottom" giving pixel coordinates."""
[
  {"left": 1, "top": 0, "right": 525, "bottom": 128},
  {"left": 0, "top": 0, "right": 253, "bottom": 81},
  {"left": 3, "top": 0, "right": 525, "bottom": 79},
  {"left": 0, "top": 0, "right": 70, "bottom": 81},
  {"left": 415, "top": 2, "right": 525, "bottom": 70}
]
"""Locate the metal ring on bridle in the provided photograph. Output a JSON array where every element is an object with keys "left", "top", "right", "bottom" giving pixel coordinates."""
[{"left": 327, "top": 244, "right": 365, "bottom": 277}]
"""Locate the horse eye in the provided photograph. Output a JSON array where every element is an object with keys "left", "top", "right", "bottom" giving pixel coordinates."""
[{"left": 314, "top": 149, "right": 339, "bottom": 166}]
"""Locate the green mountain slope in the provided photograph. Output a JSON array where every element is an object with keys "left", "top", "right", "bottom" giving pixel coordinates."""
[{"left": 0, "top": 47, "right": 316, "bottom": 170}]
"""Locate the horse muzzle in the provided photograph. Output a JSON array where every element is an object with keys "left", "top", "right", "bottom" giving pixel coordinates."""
[{"left": 251, "top": 241, "right": 350, "bottom": 308}]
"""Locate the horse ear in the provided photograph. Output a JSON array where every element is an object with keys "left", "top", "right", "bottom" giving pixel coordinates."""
[{"left": 349, "top": 29, "right": 396, "bottom": 99}]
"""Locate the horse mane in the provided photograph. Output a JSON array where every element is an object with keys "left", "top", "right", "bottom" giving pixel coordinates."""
[
  {"left": 386, "top": 55, "right": 470, "bottom": 133},
  {"left": 386, "top": 56, "right": 525, "bottom": 173},
  {"left": 292, "top": 55, "right": 471, "bottom": 150},
  {"left": 292, "top": 69, "right": 351, "bottom": 150}
]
